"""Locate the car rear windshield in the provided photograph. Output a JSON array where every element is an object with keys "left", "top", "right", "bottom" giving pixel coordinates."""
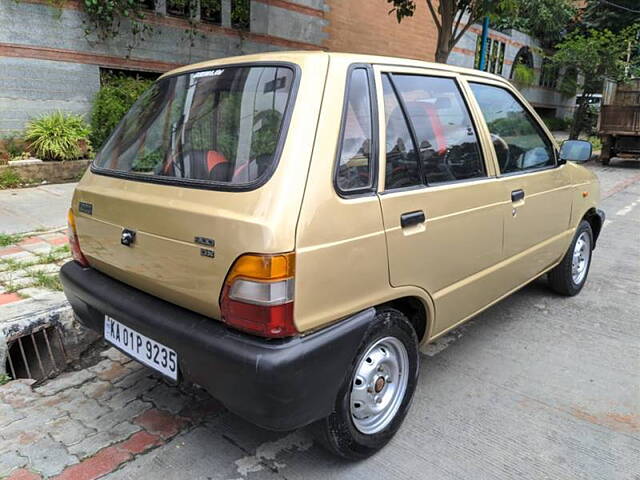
[{"left": 93, "top": 65, "right": 295, "bottom": 188}]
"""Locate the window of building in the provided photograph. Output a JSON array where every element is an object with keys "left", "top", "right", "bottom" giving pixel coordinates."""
[
  {"left": 474, "top": 37, "right": 506, "bottom": 75},
  {"left": 510, "top": 47, "right": 534, "bottom": 80},
  {"left": 231, "top": 0, "right": 250, "bottom": 30},
  {"left": 201, "top": 0, "right": 222, "bottom": 24},
  {"left": 539, "top": 58, "right": 559, "bottom": 89},
  {"left": 469, "top": 83, "right": 555, "bottom": 174},
  {"left": 335, "top": 68, "right": 375, "bottom": 193}
]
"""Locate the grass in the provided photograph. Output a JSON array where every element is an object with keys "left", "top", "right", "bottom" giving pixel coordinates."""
[
  {"left": 31, "top": 271, "right": 63, "bottom": 291},
  {"left": 0, "top": 168, "right": 22, "bottom": 189},
  {"left": 0, "top": 233, "right": 22, "bottom": 247}
]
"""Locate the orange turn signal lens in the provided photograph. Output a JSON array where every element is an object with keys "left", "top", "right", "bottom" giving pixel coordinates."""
[{"left": 226, "top": 252, "right": 295, "bottom": 283}]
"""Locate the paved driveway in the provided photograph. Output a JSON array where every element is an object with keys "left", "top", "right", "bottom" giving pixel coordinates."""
[{"left": 1, "top": 162, "right": 639, "bottom": 479}]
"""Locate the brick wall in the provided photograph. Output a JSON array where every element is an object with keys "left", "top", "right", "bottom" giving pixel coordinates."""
[{"left": 323, "top": 0, "right": 438, "bottom": 62}]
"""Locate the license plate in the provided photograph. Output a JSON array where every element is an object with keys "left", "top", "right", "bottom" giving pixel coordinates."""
[{"left": 104, "top": 315, "right": 178, "bottom": 380}]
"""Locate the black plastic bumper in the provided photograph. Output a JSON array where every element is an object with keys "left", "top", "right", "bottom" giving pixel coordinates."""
[{"left": 60, "top": 261, "right": 373, "bottom": 431}]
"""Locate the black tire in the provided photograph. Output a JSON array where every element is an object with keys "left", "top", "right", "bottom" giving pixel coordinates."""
[
  {"left": 548, "top": 220, "right": 593, "bottom": 296},
  {"left": 312, "top": 308, "right": 419, "bottom": 459}
]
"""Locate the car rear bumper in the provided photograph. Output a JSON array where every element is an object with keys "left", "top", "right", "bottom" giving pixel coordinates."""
[{"left": 60, "top": 261, "right": 372, "bottom": 431}]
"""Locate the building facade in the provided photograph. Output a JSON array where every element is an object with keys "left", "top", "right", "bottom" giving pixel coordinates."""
[{"left": 0, "top": 0, "right": 574, "bottom": 135}]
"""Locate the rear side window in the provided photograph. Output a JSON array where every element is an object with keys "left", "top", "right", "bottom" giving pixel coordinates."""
[
  {"left": 469, "top": 83, "right": 555, "bottom": 174},
  {"left": 93, "top": 65, "right": 295, "bottom": 188},
  {"left": 335, "top": 68, "right": 375, "bottom": 193},
  {"left": 382, "top": 74, "right": 421, "bottom": 190},
  {"left": 391, "top": 74, "right": 485, "bottom": 184}
]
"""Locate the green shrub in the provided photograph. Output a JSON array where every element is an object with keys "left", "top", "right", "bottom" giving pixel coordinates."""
[
  {"left": 24, "top": 111, "right": 91, "bottom": 161},
  {"left": 512, "top": 64, "right": 535, "bottom": 88},
  {"left": 90, "top": 74, "right": 154, "bottom": 149},
  {"left": 542, "top": 116, "right": 571, "bottom": 131},
  {"left": 0, "top": 168, "right": 22, "bottom": 188}
]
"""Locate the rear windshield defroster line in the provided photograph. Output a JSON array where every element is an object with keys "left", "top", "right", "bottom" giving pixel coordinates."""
[{"left": 91, "top": 62, "right": 300, "bottom": 192}]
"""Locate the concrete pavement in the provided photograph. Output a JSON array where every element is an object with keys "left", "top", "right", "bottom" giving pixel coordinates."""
[
  {"left": 1, "top": 163, "right": 639, "bottom": 479},
  {"left": 0, "top": 184, "right": 75, "bottom": 235}
]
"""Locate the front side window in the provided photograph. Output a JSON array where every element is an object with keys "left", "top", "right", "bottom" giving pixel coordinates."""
[
  {"left": 470, "top": 83, "right": 555, "bottom": 174},
  {"left": 391, "top": 74, "right": 486, "bottom": 184},
  {"left": 94, "top": 65, "right": 294, "bottom": 187},
  {"left": 336, "top": 68, "right": 374, "bottom": 193}
]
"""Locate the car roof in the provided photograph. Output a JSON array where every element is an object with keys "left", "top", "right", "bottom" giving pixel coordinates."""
[{"left": 160, "top": 51, "right": 511, "bottom": 85}]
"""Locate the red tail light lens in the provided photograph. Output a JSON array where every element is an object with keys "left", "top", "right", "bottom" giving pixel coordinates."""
[
  {"left": 220, "top": 253, "right": 297, "bottom": 338},
  {"left": 67, "top": 209, "right": 89, "bottom": 267}
]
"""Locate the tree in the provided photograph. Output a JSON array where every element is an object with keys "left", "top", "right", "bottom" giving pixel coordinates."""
[
  {"left": 550, "top": 27, "right": 636, "bottom": 138},
  {"left": 582, "top": 0, "right": 640, "bottom": 33},
  {"left": 387, "top": 0, "right": 517, "bottom": 63},
  {"left": 387, "top": 0, "right": 574, "bottom": 63}
]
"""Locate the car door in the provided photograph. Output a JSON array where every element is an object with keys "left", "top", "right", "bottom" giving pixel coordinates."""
[
  {"left": 374, "top": 65, "right": 504, "bottom": 335},
  {"left": 466, "top": 79, "right": 574, "bottom": 286}
]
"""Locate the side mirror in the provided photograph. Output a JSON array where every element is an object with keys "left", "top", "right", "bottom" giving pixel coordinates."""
[{"left": 560, "top": 140, "right": 592, "bottom": 163}]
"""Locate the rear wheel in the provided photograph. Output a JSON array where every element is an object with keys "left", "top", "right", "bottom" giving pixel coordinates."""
[
  {"left": 548, "top": 220, "right": 593, "bottom": 296},
  {"left": 312, "top": 308, "right": 419, "bottom": 459}
]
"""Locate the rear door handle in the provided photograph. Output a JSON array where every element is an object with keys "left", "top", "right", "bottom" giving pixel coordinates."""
[
  {"left": 401, "top": 210, "right": 426, "bottom": 228},
  {"left": 511, "top": 189, "right": 525, "bottom": 202}
]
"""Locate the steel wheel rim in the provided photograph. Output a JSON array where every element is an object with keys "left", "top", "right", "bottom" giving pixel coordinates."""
[
  {"left": 572, "top": 231, "right": 591, "bottom": 285},
  {"left": 350, "top": 336, "right": 409, "bottom": 435}
]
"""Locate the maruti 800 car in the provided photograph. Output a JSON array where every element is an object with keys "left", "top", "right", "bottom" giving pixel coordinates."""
[{"left": 60, "top": 51, "right": 604, "bottom": 459}]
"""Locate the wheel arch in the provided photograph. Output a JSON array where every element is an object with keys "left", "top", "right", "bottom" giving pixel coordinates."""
[
  {"left": 582, "top": 207, "right": 604, "bottom": 247},
  {"left": 379, "top": 295, "right": 431, "bottom": 345}
]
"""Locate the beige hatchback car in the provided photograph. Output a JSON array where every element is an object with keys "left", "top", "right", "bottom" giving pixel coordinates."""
[{"left": 61, "top": 52, "right": 604, "bottom": 459}]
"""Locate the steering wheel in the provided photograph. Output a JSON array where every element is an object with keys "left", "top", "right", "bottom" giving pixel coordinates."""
[{"left": 490, "top": 134, "right": 511, "bottom": 172}]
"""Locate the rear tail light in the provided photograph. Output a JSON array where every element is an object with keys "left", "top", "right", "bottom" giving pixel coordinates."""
[
  {"left": 220, "top": 252, "right": 297, "bottom": 338},
  {"left": 67, "top": 208, "right": 89, "bottom": 267}
]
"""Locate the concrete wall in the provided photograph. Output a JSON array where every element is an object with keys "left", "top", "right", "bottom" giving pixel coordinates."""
[{"left": 0, "top": 0, "right": 327, "bottom": 135}]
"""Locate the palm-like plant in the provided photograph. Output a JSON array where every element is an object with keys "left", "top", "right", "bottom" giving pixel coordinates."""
[{"left": 24, "top": 111, "right": 91, "bottom": 161}]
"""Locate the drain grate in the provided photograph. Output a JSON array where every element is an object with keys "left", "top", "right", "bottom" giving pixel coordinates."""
[{"left": 5, "top": 325, "right": 68, "bottom": 384}]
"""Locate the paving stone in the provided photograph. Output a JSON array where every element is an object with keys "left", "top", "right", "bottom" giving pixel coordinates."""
[
  {"left": 89, "top": 359, "right": 135, "bottom": 383},
  {"left": 0, "top": 450, "right": 27, "bottom": 477},
  {"left": 80, "top": 379, "right": 120, "bottom": 402},
  {"left": 102, "top": 349, "right": 135, "bottom": 366},
  {"left": 142, "top": 382, "right": 191, "bottom": 415},
  {"left": 62, "top": 395, "right": 108, "bottom": 426},
  {"left": 68, "top": 421, "right": 141, "bottom": 459},
  {"left": 15, "top": 287, "right": 55, "bottom": 300},
  {"left": 49, "top": 416, "right": 95, "bottom": 447},
  {"left": 21, "top": 243, "right": 52, "bottom": 255},
  {"left": 0, "top": 402, "right": 25, "bottom": 428},
  {"left": 0, "top": 269, "right": 31, "bottom": 283},
  {"left": 133, "top": 408, "right": 188, "bottom": 440},
  {"left": 0, "top": 380, "right": 40, "bottom": 408},
  {"left": 89, "top": 399, "right": 152, "bottom": 431},
  {"left": 1, "top": 405, "right": 67, "bottom": 441},
  {"left": 103, "top": 376, "right": 158, "bottom": 410},
  {"left": 3, "top": 276, "right": 35, "bottom": 289},
  {"left": 113, "top": 366, "right": 156, "bottom": 390},
  {"left": 20, "top": 436, "right": 78, "bottom": 478},
  {"left": 0, "top": 251, "right": 39, "bottom": 263},
  {"left": 35, "top": 369, "right": 95, "bottom": 396},
  {"left": 25, "top": 263, "right": 60, "bottom": 275}
]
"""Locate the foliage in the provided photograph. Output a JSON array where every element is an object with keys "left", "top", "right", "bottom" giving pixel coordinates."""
[
  {"left": 0, "top": 374, "right": 10, "bottom": 386},
  {"left": 231, "top": 0, "right": 250, "bottom": 30},
  {"left": 90, "top": 74, "right": 154, "bottom": 149},
  {"left": 542, "top": 116, "right": 571, "bottom": 132},
  {"left": 0, "top": 233, "right": 23, "bottom": 247},
  {"left": 0, "top": 134, "right": 27, "bottom": 163},
  {"left": 487, "top": 115, "right": 531, "bottom": 137},
  {"left": 512, "top": 64, "right": 535, "bottom": 87},
  {"left": 251, "top": 110, "right": 282, "bottom": 158},
  {"left": 82, "top": 0, "right": 154, "bottom": 53},
  {"left": 387, "top": 0, "right": 518, "bottom": 62},
  {"left": 550, "top": 27, "right": 636, "bottom": 138},
  {"left": 582, "top": 0, "right": 640, "bottom": 33},
  {"left": 24, "top": 112, "right": 91, "bottom": 161},
  {"left": 132, "top": 148, "right": 163, "bottom": 172},
  {"left": 31, "top": 270, "right": 63, "bottom": 291},
  {"left": 0, "top": 168, "right": 22, "bottom": 189},
  {"left": 491, "top": 0, "right": 575, "bottom": 46}
]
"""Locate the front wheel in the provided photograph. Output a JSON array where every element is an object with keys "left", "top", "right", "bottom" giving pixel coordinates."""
[
  {"left": 548, "top": 220, "right": 593, "bottom": 296},
  {"left": 312, "top": 308, "right": 419, "bottom": 459}
]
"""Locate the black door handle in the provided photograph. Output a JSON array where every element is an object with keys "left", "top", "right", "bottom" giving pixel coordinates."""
[
  {"left": 511, "top": 189, "right": 525, "bottom": 202},
  {"left": 401, "top": 210, "right": 426, "bottom": 228}
]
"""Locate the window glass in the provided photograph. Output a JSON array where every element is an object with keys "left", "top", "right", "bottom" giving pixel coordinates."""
[
  {"left": 470, "top": 83, "right": 555, "bottom": 174},
  {"left": 392, "top": 74, "right": 486, "bottom": 184},
  {"left": 336, "top": 69, "right": 374, "bottom": 192},
  {"left": 382, "top": 74, "right": 421, "bottom": 190},
  {"left": 94, "top": 66, "right": 294, "bottom": 187}
]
